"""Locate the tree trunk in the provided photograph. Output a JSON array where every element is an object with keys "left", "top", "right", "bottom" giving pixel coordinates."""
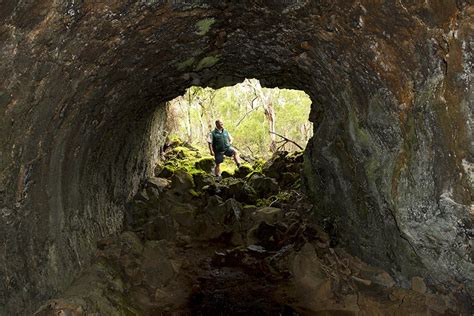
[{"left": 264, "top": 100, "right": 276, "bottom": 153}]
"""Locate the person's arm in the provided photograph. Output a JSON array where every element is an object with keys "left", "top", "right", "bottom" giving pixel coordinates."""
[
  {"left": 208, "top": 132, "right": 214, "bottom": 155},
  {"left": 228, "top": 132, "right": 233, "bottom": 144},
  {"left": 208, "top": 142, "right": 214, "bottom": 156}
]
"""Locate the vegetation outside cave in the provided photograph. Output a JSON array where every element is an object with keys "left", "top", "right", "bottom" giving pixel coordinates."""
[{"left": 165, "top": 78, "right": 313, "bottom": 160}]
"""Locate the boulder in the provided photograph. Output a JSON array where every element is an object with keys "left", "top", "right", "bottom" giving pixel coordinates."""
[
  {"left": 411, "top": 276, "right": 427, "bottom": 294},
  {"left": 145, "top": 177, "right": 171, "bottom": 203},
  {"left": 141, "top": 240, "right": 178, "bottom": 287},
  {"left": 279, "top": 172, "right": 300, "bottom": 188},
  {"left": 193, "top": 172, "right": 215, "bottom": 190},
  {"left": 194, "top": 157, "right": 215, "bottom": 173},
  {"left": 251, "top": 207, "right": 283, "bottom": 225},
  {"left": 262, "top": 151, "right": 288, "bottom": 179},
  {"left": 286, "top": 151, "right": 304, "bottom": 163},
  {"left": 234, "top": 164, "right": 253, "bottom": 178},
  {"left": 146, "top": 177, "right": 171, "bottom": 192},
  {"left": 218, "top": 179, "right": 257, "bottom": 205},
  {"left": 143, "top": 215, "right": 177, "bottom": 241},
  {"left": 290, "top": 243, "right": 335, "bottom": 310},
  {"left": 193, "top": 198, "right": 242, "bottom": 241},
  {"left": 124, "top": 199, "right": 157, "bottom": 230},
  {"left": 221, "top": 170, "right": 234, "bottom": 178},
  {"left": 249, "top": 175, "right": 279, "bottom": 197},
  {"left": 166, "top": 202, "right": 196, "bottom": 229},
  {"left": 158, "top": 165, "right": 176, "bottom": 178},
  {"left": 119, "top": 231, "right": 144, "bottom": 256},
  {"left": 167, "top": 170, "right": 195, "bottom": 202},
  {"left": 246, "top": 221, "right": 287, "bottom": 250}
]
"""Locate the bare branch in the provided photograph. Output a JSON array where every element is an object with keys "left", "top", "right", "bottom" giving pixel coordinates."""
[
  {"left": 236, "top": 98, "right": 260, "bottom": 127},
  {"left": 269, "top": 131, "right": 304, "bottom": 150}
]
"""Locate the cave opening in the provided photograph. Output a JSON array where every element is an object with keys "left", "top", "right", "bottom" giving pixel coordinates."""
[{"left": 163, "top": 78, "right": 313, "bottom": 160}]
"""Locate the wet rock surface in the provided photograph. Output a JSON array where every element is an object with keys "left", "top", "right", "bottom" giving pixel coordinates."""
[
  {"left": 36, "top": 147, "right": 467, "bottom": 315},
  {"left": 0, "top": 1, "right": 472, "bottom": 313}
]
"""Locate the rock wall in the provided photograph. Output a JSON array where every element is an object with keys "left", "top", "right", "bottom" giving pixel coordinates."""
[{"left": 0, "top": 0, "right": 472, "bottom": 313}]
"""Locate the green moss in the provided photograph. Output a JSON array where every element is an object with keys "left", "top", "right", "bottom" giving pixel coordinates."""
[
  {"left": 195, "top": 157, "right": 215, "bottom": 172},
  {"left": 177, "top": 57, "right": 195, "bottom": 71},
  {"left": 189, "top": 188, "right": 201, "bottom": 197},
  {"left": 256, "top": 198, "right": 268, "bottom": 207},
  {"left": 159, "top": 165, "right": 176, "bottom": 178},
  {"left": 195, "top": 18, "right": 215, "bottom": 35},
  {"left": 286, "top": 150, "right": 303, "bottom": 159},
  {"left": 243, "top": 204, "right": 257, "bottom": 209},
  {"left": 366, "top": 155, "right": 381, "bottom": 178},
  {"left": 172, "top": 146, "right": 198, "bottom": 159},
  {"left": 348, "top": 105, "right": 371, "bottom": 147},
  {"left": 221, "top": 170, "right": 234, "bottom": 178},
  {"left": 195, "top": 55, "right": 220, "bottom": 71},
  {"left": 252, "top": 159, "right": 266, "bottom": 172}
]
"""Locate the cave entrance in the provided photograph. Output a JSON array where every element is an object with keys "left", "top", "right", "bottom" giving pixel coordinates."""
[
  {"left": 164, "top": 78, "right": 313, "bottom": 164},
  {"left": 127, "top": 79, "right": 317, "bottom": 314}
]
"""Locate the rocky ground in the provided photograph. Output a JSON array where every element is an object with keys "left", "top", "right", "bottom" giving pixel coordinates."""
[{"left": 35, "top": 142, "right": 464, "bottom": 315}]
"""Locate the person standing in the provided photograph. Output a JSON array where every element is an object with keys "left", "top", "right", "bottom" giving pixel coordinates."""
[{"left": 208, "top": 119, "right": 241, "bottom": 180}]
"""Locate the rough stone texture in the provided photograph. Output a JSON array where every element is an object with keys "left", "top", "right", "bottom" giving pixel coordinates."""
[{"left": 0, "top": 0, "right": 472, "bottom": 313}]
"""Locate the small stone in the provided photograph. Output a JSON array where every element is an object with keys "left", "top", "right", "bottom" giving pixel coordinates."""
[
  {"left": 425, "top": 293, "right": 447, "bottom": 314},
  {"left": 351, "top": 275, "right": 372, "bottom": 286},
  {"left": 146, "top": 177, "right": 170, "bottom": 191},
  {"left": 373, "top": 271, "right": 395, "bottom": 288},
  {"left": 411, "top": 276, "right": 426, "bottom": 293}
]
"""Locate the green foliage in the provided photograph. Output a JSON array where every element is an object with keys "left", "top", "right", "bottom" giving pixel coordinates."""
[
  {"left": 195, "top": 55, "right": 220, "bottom": 71},
  {"left": 195, "top": 18, "right": 215, "bottom": 35},
  {"left": 176, "top": 57, "right": 195, "bottom": 71},
  {"left": 166, "top": 79, "right": 313, "bottom": 158}
]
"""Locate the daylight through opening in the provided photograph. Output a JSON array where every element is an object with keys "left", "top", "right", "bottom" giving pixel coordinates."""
[{"left": 165, "top": 78, "right": 313, "bottom": 160}]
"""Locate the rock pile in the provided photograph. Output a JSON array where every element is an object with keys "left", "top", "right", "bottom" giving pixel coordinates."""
[{"left": 35, "top": 142, "right": 464, "bottom": 315}]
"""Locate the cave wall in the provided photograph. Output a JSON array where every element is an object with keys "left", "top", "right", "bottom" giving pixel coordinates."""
[{"left": 0, "top": 0, "right": 472, "bottom": 313}]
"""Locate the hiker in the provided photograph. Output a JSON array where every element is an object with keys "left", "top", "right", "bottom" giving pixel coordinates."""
[{"left": 208, "top": 119, "right": 241, "bottom": 179}]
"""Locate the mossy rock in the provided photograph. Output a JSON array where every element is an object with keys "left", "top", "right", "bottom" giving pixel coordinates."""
[
  {"left": 169, "top": 170, "right": 194, "bottom": 192},
  {"left": 286, "top": 150, "right": 304, "bottom": 163},
  {"left": 252, "top": 159, "right": 266, "bottom": 173},
  {"left": 221, "top": 170, "right": 234, "bottom": 178},
  {"left": 234, "top": 164, "right": 253, "bottom": 178},
  {"left": 249, "top": 175, "right": 279, "bottom": 198},
  {"left": 193, "top": 172, "right": 214, "bottom": 190},
  {"left": 159, "top": 165, "right": 175, "bottom": 178},
  {"left": 143, "top": 215, "right": 177, "bottom": 241},
  {"left": 279, "top": 172, "right": 300, "bottom": 188},
  {"left": 164, "top": 137, "right": 182, "bottom": 149},
  {"left": 246, "top": 171, "right": 264, "bottom": 182},
  {"left": 262, "top": 151, "right": 288, "bottom": 179},
  {"left": 171, "top": 146, "right": 198, "bottom": 159},
  {"left": 216, "top": 178, "right": 254, "bottom": 203},
  {"left": 195, "top": 157, "right": 215, "bottom": 173}
]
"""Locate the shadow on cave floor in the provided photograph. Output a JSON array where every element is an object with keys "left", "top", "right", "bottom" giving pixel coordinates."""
[{"left": 35, "top": 140, "right": 462, "bottom": 316}]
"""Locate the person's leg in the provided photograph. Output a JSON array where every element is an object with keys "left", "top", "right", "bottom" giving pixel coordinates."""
[
  {"left": 226, "top": 147, "right": 240, "bottom": 167},
  {"left": 233, "top": 149, "right": 241, "bottom": 167},
  {"left": 214, "top": 152, "right": 224, "bottom": 178}
]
